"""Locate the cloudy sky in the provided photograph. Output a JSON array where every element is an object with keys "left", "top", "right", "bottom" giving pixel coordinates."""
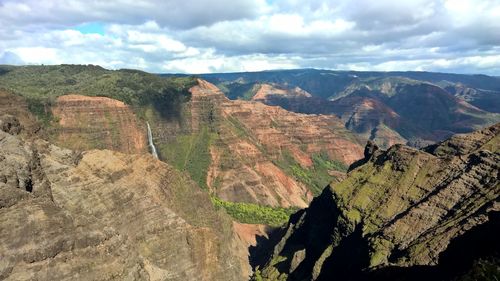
[{"left": 0, "top": 0, "right": 499, "bottom": 74}]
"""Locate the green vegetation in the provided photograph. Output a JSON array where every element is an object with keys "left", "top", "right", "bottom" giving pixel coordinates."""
[
  {"left": 275, "top": 150, "right": 347, "bottom": 195},
  {"left": 0, "top": 64, "right": 196, "bottom": 123},
  {"left": 24, "top": 96, "right": 58, "bottom": 126},
  {"left": 211, "top": 197, "right": 297, "bottom": 227},
  {"left": 252, "top": 256, "right": 289, "bottom": 281},
  {"left": 226, "top": 115, "right": 250, "bottom": 138},
  {"left": 158, "top": 126, "right": 215, "bottom": 189},
  {"left": 456, "top": 256, "right": 500, "bottom": 281},
  {"left": 217, "top": 81, "right": 258, "bottom": 100}
]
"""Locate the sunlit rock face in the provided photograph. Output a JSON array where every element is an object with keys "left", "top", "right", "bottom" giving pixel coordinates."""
[
  {"left": 190, "top": 80, "right": 364, "bottom": 207},
  {"left": 51, "top": 94, "right": 147, "bottom": 154}
]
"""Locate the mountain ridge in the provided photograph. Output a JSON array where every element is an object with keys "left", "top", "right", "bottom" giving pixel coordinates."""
[
  {"left": 199, "top": 69, "right": 499, "bottom": 149},
  {"left": 254, "top": 123, "right": 499, "bottom": 280}
]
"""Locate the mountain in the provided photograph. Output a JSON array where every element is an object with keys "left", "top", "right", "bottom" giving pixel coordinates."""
[
  {"left": 251, "top": 83, "right": 312, "bottom": 102},
  {"left": 1, "top": 64, "right": 499, "bottom": 280},
  {"left": 51, "top": 94, "right": 147, "bottom": 153},
  {"left": 333, "top": 77, "right": 498, "bottom": 145},
  {"left": 174, "top": 79, "right": 363, "bottom": 207},
  {"left": 0, "top": 65, "right": 363, "bottom": 223},
  {"left": 0, "top": 114, "right": 246, "bottom": 280},
  {"left": 254, "top": 123, "right": 499, "bottom": 280},
  {"left": 200, "top": 69, "right": 500, "bottom": 113},
  {"left": 200, "top": 70, "right": 500, "bottom": 149}
]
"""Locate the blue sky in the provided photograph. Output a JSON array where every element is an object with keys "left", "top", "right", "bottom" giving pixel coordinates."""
[
  {"left": 0, "top": 0, "right": 499, "bottom": 74},
  {"left": 74, "top": 23, "right": 105, "bottom": 35}
]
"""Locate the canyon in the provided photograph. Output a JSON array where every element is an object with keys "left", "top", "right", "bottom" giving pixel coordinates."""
[
  {"left": 187, "top": 79, "right": 363, "bottom": 207},
  {"left": 255, "top": 123, "right": 499, "bottom": 280},
  {"left": 0, "top": 65, "right": 499, "bottom": 280},
  {"left": 0, "top": 114, "right": 246, "bottom": 280},
  {"left": 203, "top": 70, "right": 500, "bottom": 149}
]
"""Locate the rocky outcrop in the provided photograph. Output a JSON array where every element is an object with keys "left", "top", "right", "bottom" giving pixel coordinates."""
[
  {"left": 209, "top": 73, "right": 499, "bottom": 150},
  {"left": 51, "top": 94, "right": 147, "bottom": 154},
  {"left": 252, "top": 84, "right": 312, "bottom": 102},
  {"left": 221, "top": 100, "right": 363, "bottom": 165},
  {"left": 0, "top": 90, "right": 41, "bottom": 138},
  {"left": 256, "top": 123, "right": 499, "bottom": 280},
  {"left": 0, "top": 119, "right": 244, "bottom": 281},
  {"left": 335, "top": 78, "right": 499, "bottom": 143},
  {"left": 329, "top": 95, "right": 408, "bottom": 148},
  {"left": 189, "top": 80, "right": 312, "bottom": 207},
  {"left": 445, "top": 82, "right": 500, "bottom": 113},
  {"left": 0, "top": 114, "right": 22, "bottom": 135},
  {"left": 187, "top": 80, "right": 364, "bottom": 208}
]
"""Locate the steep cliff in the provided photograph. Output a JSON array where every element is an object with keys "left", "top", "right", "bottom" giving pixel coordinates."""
[
  {"left": 205, "top": 71, "right": 500, "bottom": 149},
  {"left": 0, "top": 90, "right": 42, "bottom": 138},
  {"left": 1, "top": 65, "right": 363, "bottom": 213},
  {"left": 51, "top": 94, "right": 147, "bottom": 154},
  {"left": 182, "top": 80, "right": 364, "bottom": 208},
  {"left": 251, "top": 84, "right": 312, "bottom": 102},
  {"left": 148, "top": 78, "right": 363, "bottom": 209},
  {"left": 0, "top": 116, "right": 245, "bottom": 281},
  {"left": 256, "top": 123, "right": 499, "bottom": 280}
]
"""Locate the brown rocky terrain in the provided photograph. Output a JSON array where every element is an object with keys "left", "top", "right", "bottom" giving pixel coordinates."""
[
  {"left": 221, "top": 99, "right": 363, "bottom": 165},
  {"left": 328, "top": 95, "right": 407, "bottom": 148},
  {"left": 233, "top": 222, "right": 271, "bottom": 249},
  {"left": 189, "top": 80, "right": 313, "bottom": 207},
  {"left": 210, "top": 73, "right": 499, "bottom": 150},
  {"left": 252, "top": 84, "right": 312, "bottom": 102},
  {"left": 0, "top": 115, "right": 246, "bottom": 281},
  {"left": 51, "top": 94, "right": 147, "bottom": 154},
  {"left": 186, "top": 80, "right": 364, "bottom": 207},
  {"left": 256, "top": 123, "right": 499, "bottom": 280},
  {"left": 233, "top": 84, "right": 412, "bottom": 149},
  {"left": 0, "top": 90, "right": 41, "bottom": 138},
  {"left": 3, "top": 78, "right": 362, "bottom": 209}
]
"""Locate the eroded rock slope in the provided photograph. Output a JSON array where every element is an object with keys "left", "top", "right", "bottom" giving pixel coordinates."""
[
  {"left": 186, "top": 80, "right": 363, "bottom": 207},
  {"left": 51, "top": 94, "right": 147, "bottom": 154},
  {"left": 256, "top": 123, "right": 499, "bottom": 280},
  {"left": 0, "top": 117, "right": 244, "bottom": 281}
]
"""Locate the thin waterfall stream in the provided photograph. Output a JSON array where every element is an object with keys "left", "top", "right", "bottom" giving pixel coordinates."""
[{"left": 146, "top": 122, "right": 158, "bottom": 159}]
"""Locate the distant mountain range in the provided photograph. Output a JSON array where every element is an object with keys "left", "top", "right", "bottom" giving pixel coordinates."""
[{"left": 184, "top": 69, "right": 500, "bottom": 149}]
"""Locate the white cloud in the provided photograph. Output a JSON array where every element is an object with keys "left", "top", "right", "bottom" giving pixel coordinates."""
[
  {"left": 0, "top": 0, "right": 499, "bottom": 74},
  {"left": 11, "top": 47, "right": 59, "bottom": 64},
  {"left": 0, "top": 0, "right": 267, "bottom": 29}
]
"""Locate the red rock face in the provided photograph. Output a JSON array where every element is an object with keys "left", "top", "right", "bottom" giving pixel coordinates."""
[
  {"left": 330, "top": 95, "right": 408, "bottom": 148},
  {"left": 51, "top": 94, "right": 147, "bottom": 154},
  {"left": 222, "top": 100, "right": 364, "bottom": 165},
  {"left": 189, "top": 80, "right": 364, "bottom": 208},
  {"left": 252, "top": 83, "right": 312, "bottom": 101},
  {"left": 43, "top": 81, "right": 363, "bottom": 209}
]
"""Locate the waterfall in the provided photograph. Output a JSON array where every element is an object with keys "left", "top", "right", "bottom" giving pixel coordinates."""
[{"left": 146, "top": 122, "right": 158, "bottom": 159}]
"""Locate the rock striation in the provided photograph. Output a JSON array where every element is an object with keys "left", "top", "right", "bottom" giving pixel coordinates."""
[
  {"left": 256, "top": 123, "right": 499, "bottom": 280},
  {"left": 251, "top": 84, "right": 312, "bottom": 102},
  {"left": 0, "top": 116, "right": 245, "bottom": 281},
  {"left": 51, "top": 94, "right": 147, "bottom": 154},
  {"left": 208, "top": 72, "right": 499, "bottom": 150},
  {"left": 188, "top": 80, "right": 364, "bottom": 207}
]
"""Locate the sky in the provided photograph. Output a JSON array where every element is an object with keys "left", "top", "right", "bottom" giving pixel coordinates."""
[{"left": 0, "top": 0, "right": 499, "bottom": 74}]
